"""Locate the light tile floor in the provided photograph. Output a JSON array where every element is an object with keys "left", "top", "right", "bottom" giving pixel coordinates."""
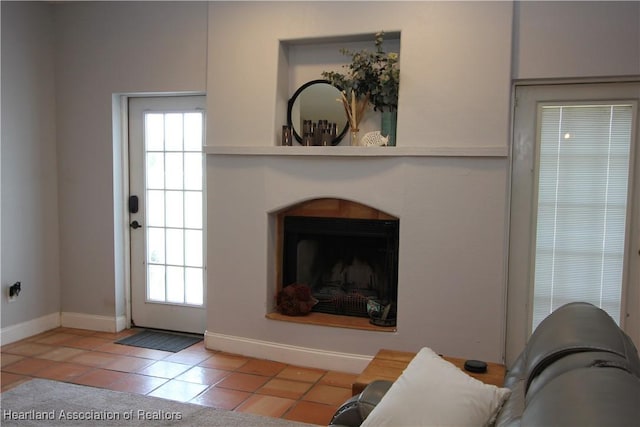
[{"left": 0, "top": 327, "right": 357, "bottom": 425}]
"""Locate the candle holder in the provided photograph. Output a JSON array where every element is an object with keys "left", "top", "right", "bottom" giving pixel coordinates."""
[{"left": 282, "top": 125, "right": 292, "bottom": 146}]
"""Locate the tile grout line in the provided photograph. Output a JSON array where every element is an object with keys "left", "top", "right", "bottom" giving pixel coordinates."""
[{"left": 2, "top": 328, "right": 355, "bottom": 424}]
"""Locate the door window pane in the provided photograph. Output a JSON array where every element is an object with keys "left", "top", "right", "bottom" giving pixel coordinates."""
[
  {"left": 147, "top": 190, "right": 165, "bottom": 227},
  {"left": 143, "top": 110, "right": 204, "bottom": 307},
  {"left": 165, "top": 113, "right": 183, "bottom": 151},
  {"left": 146, "top": 153, "right": 164, "bottom": 189},
  {"left": 532, "top": 104, "right": 632, "bottom": 331},
  {"left": 145, "top": 114, "right": 164, "bottom": 151},
  {"left": 185, "top": 230, "right": 203, "bottom": 267},
  {"left": 167, "top": 266, "right": 185, "bottom": 303},
  {"left": 166, "top": 228, "right": 184, "bottom": 266},
  {"left": 184, "top": 192, "right": 202, "bottom": 229},
  {"left": 184, "top": 153, "right": 202, "bottom": 190},
  {"left": 165, "top": 153, "right": 184, "bottom": 190},
  {"left": 185, "top": 268, "right": 204, "bottom": 305},
  {"left": 165, "top": 191, "right": 184, "bottom": 228},
  {"left": 148, "top": 265, "right": 166, "bottom": 302},
  {"left": 147, "top": 227, "right": 165, "bottom": 264},
  {"left": 184, "top": 113, "right": 202, "bottom": 151}
]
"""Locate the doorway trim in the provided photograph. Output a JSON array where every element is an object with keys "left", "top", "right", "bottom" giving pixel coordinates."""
[
  {"left": 112, "top": 91, "right": 206, "bottom": 333},
  {"left": 505, "top": 80, "right": 640, "bottom": 365}
]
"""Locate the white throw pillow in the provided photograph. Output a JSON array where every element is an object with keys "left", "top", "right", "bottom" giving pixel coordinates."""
[{"left": 361, "top": 347, "right": 511, "bottom": 427}]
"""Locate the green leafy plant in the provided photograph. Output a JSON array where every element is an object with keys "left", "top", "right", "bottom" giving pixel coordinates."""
[{"left": 322, "top": 32, "right": 400, "bottom": 112}]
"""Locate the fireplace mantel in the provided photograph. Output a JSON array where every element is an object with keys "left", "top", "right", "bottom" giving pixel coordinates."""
[{"left": 205, "top": 145, "right": 508, "bottom": 157}]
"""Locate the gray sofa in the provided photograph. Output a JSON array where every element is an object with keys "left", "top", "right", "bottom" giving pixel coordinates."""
[{"left": 330, "top": 302, "right": 640, "bottom": 426}]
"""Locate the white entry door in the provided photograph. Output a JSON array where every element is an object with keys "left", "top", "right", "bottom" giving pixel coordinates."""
[
  {"left": 506, "top": 82, "right": 640, "bottom": 365},
  {"left": 128, "top": 96, "right": 206, "bottom": 334}
]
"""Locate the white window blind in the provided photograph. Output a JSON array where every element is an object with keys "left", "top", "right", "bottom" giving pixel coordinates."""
[{"left": 532, "top": 104, "right": 633, "bottom": 332}]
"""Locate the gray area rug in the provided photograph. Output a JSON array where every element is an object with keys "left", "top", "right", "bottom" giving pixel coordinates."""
[{"left": 0, "top": 379, "right": 314, "bottom": 427}]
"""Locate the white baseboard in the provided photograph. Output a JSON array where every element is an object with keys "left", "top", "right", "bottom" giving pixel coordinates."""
[
  {"left": 204, "top": 331, "right": 372, "bottom": 374},
  {"left": 0, "top": 312, "right": 61, "bottom": 345},
  {"left": 61, "top": 312, "right": 127, "bottom": 333}
]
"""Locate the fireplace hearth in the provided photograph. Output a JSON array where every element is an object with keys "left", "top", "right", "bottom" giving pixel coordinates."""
[{"left": 282, "top": 216, "right": 399, "bottom": 322}]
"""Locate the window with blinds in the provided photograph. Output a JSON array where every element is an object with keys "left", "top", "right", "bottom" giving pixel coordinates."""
[{"left": 532, "top": 103, "right": 633, "bottom": 331}]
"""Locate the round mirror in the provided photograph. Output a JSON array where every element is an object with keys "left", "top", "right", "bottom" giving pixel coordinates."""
[{"left": 287, "top": 80, "right": 349, "bottom": 145}]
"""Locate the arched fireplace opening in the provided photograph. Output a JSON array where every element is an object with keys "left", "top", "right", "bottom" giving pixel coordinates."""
[{"left": 276, "top": 198, "right": 399, "bottom": 326}]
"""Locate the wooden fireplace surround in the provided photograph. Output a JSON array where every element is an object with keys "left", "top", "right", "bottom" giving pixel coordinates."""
[{"left": 267, "top": 198, "right": 398, "bottom": 332}]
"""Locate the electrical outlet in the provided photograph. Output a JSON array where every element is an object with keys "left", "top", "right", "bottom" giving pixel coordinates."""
[
  {"left": 7, "top": 281, "right": 21, "bottom": 302},
  {"left": 7, "top": 288, "right": 17, "bottom": 302}
]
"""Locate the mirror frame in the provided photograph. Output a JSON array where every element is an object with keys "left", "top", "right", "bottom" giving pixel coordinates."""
[{"left": 287, "top": 79, "right": 349, "bottom": 145}]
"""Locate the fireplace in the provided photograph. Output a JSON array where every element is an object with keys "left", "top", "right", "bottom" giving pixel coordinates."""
[{"left": 281, "top": 215, "right": 399, "bottom": 323}]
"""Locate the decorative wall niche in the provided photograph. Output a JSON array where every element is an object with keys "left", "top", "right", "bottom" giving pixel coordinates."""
[{"left": 275, "top": 33, "right": 401, "bottom": 146}]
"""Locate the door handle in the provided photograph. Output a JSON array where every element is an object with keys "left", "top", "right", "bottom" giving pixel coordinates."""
[{"left": 130, "top": 220, "right": 142, "bottom": 230}]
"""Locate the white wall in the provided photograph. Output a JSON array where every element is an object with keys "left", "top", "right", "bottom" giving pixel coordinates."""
[
  {"left": 205, "top": 1, "right": 514, "bottom": 369},
  {"left": 207, "top": 155, "right": 509, "bottom": 368},
  {"left": 1, "top": 2, "right": 60, "bottom": 333},
  {"left": 2, "top": 0, "right": 637, "bottom": 365},
  {"left": 53, "top": 1, "right": 207, "bottom": 324},
  {"left": 208, "top": 1, "right": 513, "bottom": 150},
  {"left": 205, "top": 1, "right": 639, "bottom": 371},
  {"left": 513, "top": 1, "right": 640, "bottom": 79}
]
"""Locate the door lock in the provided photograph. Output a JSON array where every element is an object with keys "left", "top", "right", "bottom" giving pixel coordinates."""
[
  {"left": 129, "top": 195, "right": 139, "bottom": 213},
  {"left": 130, "top": 220, "right": 142, "bottom": 229}
]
